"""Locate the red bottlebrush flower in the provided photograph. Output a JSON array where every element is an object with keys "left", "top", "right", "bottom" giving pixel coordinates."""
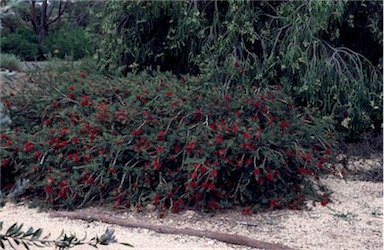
[
  {"left": 305, "top": 152, "right": 312, "bottom": 161},
  {"left": 254, "top": 101, "right": 261, "bottom": 108},
  {"left": 255, "top": 131, "right": 261, "bottom": 138},
  {"left": 153, "top": 194, "right": 160, "bottom": 204},
  {"left": 270, "top": 200, "right": 278, "bottom": 208},
  {"left": 85, "top": 176, "right": 94, "bottom": 184},
  {"left": 156, "top": 146, "right": 163, "bottom": 153},
  {"left": 224, "top": 95, "right": 230, "bottom": 102},
  {"left": 317, "top": 162, "right": 323, "bottom": 169},
  {"left": 60, "top": 140, "right": 68, "bottom": 148},
  {"left": 239, "top": 68, "right": 245, "bottom": 74},
  {"left": 72, "top": 138, "right": 79, "bottom": 144},
  {"left": 280, "top": 122, "right": 289, "bottom": 129},
  {"left": 246, "top": 158, "right": 252, "bottom": 166},
  {"left": 69, "top": 84, "right": 74, "bottom": 91},
  {"left": 195, "top": 193, "right": 202, "bottom": 201},
  {"left": 321, "top": 200, "right": 328, "bottom": 206},
  {"left": 325, "top": 149, "right": 331, "bottom": 155},
  {"left": 153, "top": 159, "right": 161, "bottom": 169},
  {"left": 190, "top": 181, "right": 198, "bottom": 189},
  {"left": 235, "top": 110, "right": 241, "bottom": 117},
  {"left": 131, "top": 130, "right": 139, "bottom": 136},
  {"left": 234, "top": 61, "right": 240, "bottom": 68},
  {"left": 158, "top": 131, "right": 165, "bottom": 137},
  {"left": 4, "top": 100, "right": 11, "bottom": 108},
  {"left": 2, "top": 158, "right": 9, "bottom": 166},
  {"left": 166, "top": 92, "right": 173, "bottom": 97},
  {"left": 68, "top": 93, "right": 75, "bottom": 99},
  {"left": 108, "top": 168, "right": 116, "bottom": 174},
  {"left": 298, "top": 167, "right": 307, "bottom": 175},
  {"left": 253, "top": 169, "right": 260, "bottom": 176},
  {"left": 242, "top": 208, "right": 252, "bottom": 215},
  {"left": 52, "top": 102, "right": 59, "bottom": 110},
  {"left": 80, "top": 72, "right": 86, "bottom": 78},
  {"left": 320, "top": 157, "right": 326, "bottom": 163},
  {"left": 181, "top": 76, "right": 187, "bottom": 83},
  {"left": 44, "top": 186, "right": 54, "bottom": 195},
  {"left": 199, "top": 166, "right": 207, "bottom": 173},
  {"left": 212, "top": 170, "right": 218, "bottom": 177},
  {"left": 266, "top": 172, "right": 274, "bottom": 181},
  {"left": 61, "top": 127, "right": 69, "bottom": 134},
  {"left": 187, "top": 141, "right": 196, "bottom": 149},
  {"left": 218, "top": 149, "right": 225, "bottom": 156},
  {"left": 277, "top": 84, "right": 282, "bottom": 90},
  {"left": 34, "top": 152, "right": 41, "bottom": 159},
  {"left": 202, "top": 182, "right": 208, "bottom": 189},
  {"left": 243, "top": 133, "right": 250, "bottom": 140},
  {"left": 174, "top": 145, "right": 181, "bottom": 153},
  {"left": 23, "top": 142, "right": 35, "bottom": 152},
  {"left": 216, "top": 134, "right": 223, "bottom": 144},
  {"left": 191, "top": 172, "right": 198, "bottom": 180},
  {"left": 209, "top": 201, "right": 219, "bottom": 209},
  {"left": 81, "top": 96, "right": 92, "bottom": 107}
]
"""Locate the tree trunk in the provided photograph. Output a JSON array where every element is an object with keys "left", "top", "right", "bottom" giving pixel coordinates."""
[{"left": 38, "top": 0, "right": 48, "bottom": 44}]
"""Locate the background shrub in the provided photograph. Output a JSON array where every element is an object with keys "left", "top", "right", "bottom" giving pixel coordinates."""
[
  {"left": 94, "top": 1, "right": 382, "bottom": 137},
  {"left": 1, "top": 66, "right": 339, "bottom": 212},
  {"left": 0, "top": 28, "right": 44, "bottom": 61},
  {"left": 0, "top": 53, "right": 22, "bottom": 71},
  {"left": 44, "top": 26, "right": 95, "bottom": 60}
]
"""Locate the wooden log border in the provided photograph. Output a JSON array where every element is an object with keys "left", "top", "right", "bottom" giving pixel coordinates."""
[{"left": 50, "top": 211, "right": 295, "bottom": 250}]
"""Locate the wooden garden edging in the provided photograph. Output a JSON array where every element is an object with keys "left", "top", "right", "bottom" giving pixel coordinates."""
[{"left": 50, "top": 211, "right": 295, "bottom": 250}]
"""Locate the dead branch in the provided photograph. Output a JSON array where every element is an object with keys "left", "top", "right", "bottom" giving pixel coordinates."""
[{"left": 50, "top": 210, "right": 295, "bottom": 250}]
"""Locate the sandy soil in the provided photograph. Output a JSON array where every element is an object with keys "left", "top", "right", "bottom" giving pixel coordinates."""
[{"left": 0, "top": 158, "right": 382, "bottom": 250}]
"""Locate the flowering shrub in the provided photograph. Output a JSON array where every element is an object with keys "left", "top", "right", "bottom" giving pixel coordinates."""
[{"left": 0, "top": 69, "right": 340, "bottom": 213}]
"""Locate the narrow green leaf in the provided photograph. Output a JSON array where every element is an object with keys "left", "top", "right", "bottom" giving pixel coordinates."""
[
  {"left": 22, "top": 241, "right": 30, "bottom": 250},
  {"left": 5, "top": 223, "right": 17, "bottom": 235},
  {"left": 32, "top": 229, "right": 42, "bottom": 240},
  {"left": 24, "top": 227, "right": 34, "bottom": 237},
  {"left": 120, "top": 242, "right": 134, "bottom": 247}
]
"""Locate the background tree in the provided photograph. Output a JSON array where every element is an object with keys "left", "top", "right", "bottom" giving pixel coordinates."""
[{"left": 94, "top": 0, "right": 382, "bottom": 137}]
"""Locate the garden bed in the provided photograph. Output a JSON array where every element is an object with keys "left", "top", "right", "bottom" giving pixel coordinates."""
[{"left": 0, "top": 157, "right": 382, "bottom": 250}]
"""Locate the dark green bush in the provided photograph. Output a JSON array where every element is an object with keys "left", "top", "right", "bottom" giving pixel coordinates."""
[
  {"left": 1, "top": 65, "right": 340, "bottom": 213},
  {"left": 45, "top": 26, "right": 95, "bottom": 60},
  {"left": 0, "top": 28, "right": 44, "bottom": 61}
]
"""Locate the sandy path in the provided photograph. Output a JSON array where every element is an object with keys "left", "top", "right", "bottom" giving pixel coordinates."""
[{"left": 0, "top": 171, "right": 382, "bottom": 250}]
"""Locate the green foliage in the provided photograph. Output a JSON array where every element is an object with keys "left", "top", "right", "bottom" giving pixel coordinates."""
[
  {"left": 94, "top": 0, "right": 382, "bottom": 137},
  {"left": 44, "top": 26, "right": 95, "bottom": 60},
  {"left": 0, "top": 221, "right": 131, "bottom": 249},
  {"left": 0, "top": 28, "right": 43, "bottom": 61},
  {"left": 0, "top": 53, "right": 22, "bottom": 71},
  {"left": 1, "top": 64, "right": 340, "bottom": 213}
]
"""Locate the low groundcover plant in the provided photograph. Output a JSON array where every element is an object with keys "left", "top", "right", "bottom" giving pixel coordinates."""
[{"left": 0, "top": 68, "right": 340, "bottom": 214}]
